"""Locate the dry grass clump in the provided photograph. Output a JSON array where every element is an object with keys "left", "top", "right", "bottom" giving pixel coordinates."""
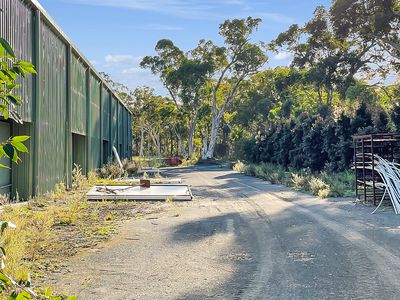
[
  {"left": 234, "top": 162, "right": 354, "bottom": 199},
  {"left": 233, "top": 161, "right": 248, "bottom": 173}
]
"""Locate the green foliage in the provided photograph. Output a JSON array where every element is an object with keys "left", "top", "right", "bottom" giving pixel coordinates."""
[{"left": 0, "top": 38, "right": 36, "bottom": 168}]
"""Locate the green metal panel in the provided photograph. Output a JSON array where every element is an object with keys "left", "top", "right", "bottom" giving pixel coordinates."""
[
  {"left": 122, "top": 108, "right": 128, "bottom": 158},
  {"left": 118, "top": 102, "right": 123, "bottom": 156},
  {"left": 11, "top": 123, "right": 33, "bottom": 200},
  {"left": 0, "top": 122, "right": 11, "bottom": 197},
  {"left": 0, "top": 0, "right": 33, "bottom": 122},
  {"left": 2, "top": 0, "right": 133, "bottom": 197},
  {"left": 36, "top": 20, "right": 67, "bottom": 194},
  {"left": 71, "top": 55, "right": 87, "bottom": 135},
  {"left": 111, "top": 96, "right": 118, "bottom": 148},
  {"left": 89, "top": 74, "right": 101, "bottom": 169},
  {"left": 102, "top": 87, "right": 110, "bottom": 141},
  {"left": 128, "top": 113, "right": 133, "bottom": 157}
]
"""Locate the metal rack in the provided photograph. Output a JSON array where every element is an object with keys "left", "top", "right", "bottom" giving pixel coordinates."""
[{"left": 353, "top": 133, "right": 400, "bottom": 205}]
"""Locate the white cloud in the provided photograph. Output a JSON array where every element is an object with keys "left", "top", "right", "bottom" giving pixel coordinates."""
[
  {"left": 104, "top": 55, "right": 142, "bottom": 65},
  {"left": 122, "top": 67, "right": 147, "bottom": 74},
  {"left": 273, "top": 51, "right": 292, "bottom": 61}
]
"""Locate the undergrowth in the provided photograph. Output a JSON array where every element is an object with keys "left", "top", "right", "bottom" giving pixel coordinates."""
[
  {"left": 0, "top": 165, "right": 160, "bottom": 297},
  {"left": 234, "top": 161, "right": 355, "bottom": 198}
]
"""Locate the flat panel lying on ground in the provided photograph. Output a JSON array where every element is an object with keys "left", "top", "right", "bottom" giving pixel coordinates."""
[
  {"left": 86, "top": 185, "right": 193, "bottom": 201},
  {"left": 115, "top": 178, "right": 182, "bottom": 184}
]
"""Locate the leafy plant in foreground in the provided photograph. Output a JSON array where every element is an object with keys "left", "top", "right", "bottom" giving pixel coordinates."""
[{"left": 0, "top": 37, "right": 36, "bottom": 168}]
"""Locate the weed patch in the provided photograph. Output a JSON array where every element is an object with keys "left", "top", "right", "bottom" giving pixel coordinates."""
[{"left": 234, "top": 162, "right": 355, "bottom": 198}]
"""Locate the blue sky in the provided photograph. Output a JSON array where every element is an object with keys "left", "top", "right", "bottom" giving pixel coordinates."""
[{"left": 39, "top": 0, "right": 331, "bottom": 95}]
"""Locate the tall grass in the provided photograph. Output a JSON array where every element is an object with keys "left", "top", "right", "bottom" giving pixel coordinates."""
[{"left": 234, "top": 161, "right": 355, "bottom": 198}]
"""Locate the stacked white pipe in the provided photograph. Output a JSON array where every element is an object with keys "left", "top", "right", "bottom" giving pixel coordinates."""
[{"left": 371, "top": 155, "right": 400, "bottom": 214}]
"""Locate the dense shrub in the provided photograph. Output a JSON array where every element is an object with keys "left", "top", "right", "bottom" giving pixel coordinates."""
[{"left": 247, "top": 102, "right": 395, "bottom": 172}]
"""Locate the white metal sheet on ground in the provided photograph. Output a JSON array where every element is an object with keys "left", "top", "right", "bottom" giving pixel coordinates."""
[
  {"left": 86, "top": 184, "right": 192, "bottom": 201},
  {"left": 115, "top": 178, "right": 182, "bottom": 184}
]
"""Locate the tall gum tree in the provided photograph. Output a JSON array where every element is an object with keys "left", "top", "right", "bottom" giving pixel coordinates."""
[
  {"left": 167, "top": 59, "right": 211, "bottom": 158},
  {"left": 196, "top": 17, "right": 267, "bottom": 159},
  {"left": 331, "top": 0, "right": 400, "bottom": 65},
  {"left": 141, "top": 40, "right": 187, "bottom": 156},
  {"left": 269, "top": 6, "right": 392, "bottom": 105}
]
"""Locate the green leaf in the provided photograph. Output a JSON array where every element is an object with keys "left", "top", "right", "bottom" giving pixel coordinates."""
[
  {"left": 0, "top": 44, "right": 5, "bottom": 57},
  {"left": 12, "top": 136, "right": 30, "bottom": 143},
  {"left": 3, "top": 109, "right": 8, "bottom": 120},
  {"left": 11, "top": 141, "right": 28, "bottom": 153},
  {"left": 16, "top": 291, "right": 31, "bottom": 299},
  {"left": 12, "top": 147, "right": 20, "bottom": 164},
  {"left": 66, "top": 296, "right": 77, "bottom": 300},
  {"left": 0, "top": 164, "right": 10, "bottom": 169},
  {"left": 0, "top": 38, "right": 15, "bottom": 58},
  {"left": 18, "top": 61, "right": 37, "bottom": 74},
  {"left": 0, "top": 273, "right": 10, "bottom": 285}
]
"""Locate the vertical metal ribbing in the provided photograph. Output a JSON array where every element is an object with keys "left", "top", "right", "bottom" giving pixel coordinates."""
[
  {"left": 85, "top": 68, "right": 91, "bottom": 174},
  {"left": 65, "top": 45, "right": 72, "bottom": 188},
  {"left": 32, "top": 8, "right": 41, "bottom": 196},
  {"left": 99, "top": 82, "right": 103, "bottom": 166},
  {"left": 108, "top": 93, "right": 112, "bottom": 162}
]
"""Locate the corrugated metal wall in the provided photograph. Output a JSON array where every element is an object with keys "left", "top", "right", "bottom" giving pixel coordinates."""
[
  {"left": 89, "top": 75, "right": 101, "bottom": 169},
  {"left": 128, "top": 114, "right": 133, "bottom": 157},
  {"left": 111, "top": 96, "right": 118, "bottom": 149},
  {"left": 118, "top": 102, "right": 123, "bottom": 155},
  {"left": 0, "top": 122, "right": 11, "bottom": 196},
  {"left": 0, "top": 0, "right": 33, "bottom": 122},
  {"left": 102, "top": 87, "right": 110, "bottom": 141},
  {"left": 122, "top": 108, "right": 128, "bottom": 158},
  {"left": 37, "top": 20, "right": 67, "bottom": 194},
  {"left": 71, "top": 55, "right": 87, "bottom": 135},
  {"left": 11, "top": 123, "right": 33, "bottom": 199},
  {"left": 0, "top": 0, "right": 133, "bottom": 198}
]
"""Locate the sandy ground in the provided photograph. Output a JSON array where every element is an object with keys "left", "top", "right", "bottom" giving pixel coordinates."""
[{"left": 51, "top": 166, "right": 400, "bottom": 299}]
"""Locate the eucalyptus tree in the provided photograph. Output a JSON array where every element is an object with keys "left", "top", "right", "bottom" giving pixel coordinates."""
[
  {"left": 167, "top": 59, "right": 212, "bottom": 158},
  {"left": 331, "top": 0, "right": 400, "bottom": 66},
  {"left": 140, "top": 39, "right": 189, "bottom": 155},
  {"left": 269, "top": 6, "right": 384, "bottom": 105},
  {"left": 131, "top": 86, "right": 170, "bottom": 157},
  {"left": 194, "top": 17, "right": 268, "bottom": 159}
]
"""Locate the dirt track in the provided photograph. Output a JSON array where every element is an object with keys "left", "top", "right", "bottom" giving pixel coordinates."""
[{"left": 53, "top": 166, "right": 400, "bottom": 299}]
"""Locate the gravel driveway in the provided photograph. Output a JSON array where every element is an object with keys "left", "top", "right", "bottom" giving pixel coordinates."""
[{"left": 53, "top": 166, "right": 400, "bottom": 299}]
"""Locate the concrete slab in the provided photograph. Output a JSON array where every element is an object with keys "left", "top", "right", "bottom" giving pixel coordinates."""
[{"left": 86, "top": 184, "right": 192, "bottom": 201}]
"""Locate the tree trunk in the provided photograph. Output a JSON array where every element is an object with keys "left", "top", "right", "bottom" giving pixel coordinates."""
[
  {"left": 176, "top": 133, "right": 183, "bottom": 157},
  {"left": 188, "top": 118, "right": 196, "bottom": 159},
  {"left": 139, "top": 126, "right": 144, "bottom": 157},
  {"left": 157, "top": 134, "right": 161, "bottom": 157},
  {"left": 205, "top": 113, "right": 220, "bottom": 159},
  {"left": 202, "top": 135, "right": 208, "bottom": 160}
]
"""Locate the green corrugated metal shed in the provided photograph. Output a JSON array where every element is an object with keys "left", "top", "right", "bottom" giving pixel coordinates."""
[{"left": 0, "top": 0, "right": 133, "bottom": 199}]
